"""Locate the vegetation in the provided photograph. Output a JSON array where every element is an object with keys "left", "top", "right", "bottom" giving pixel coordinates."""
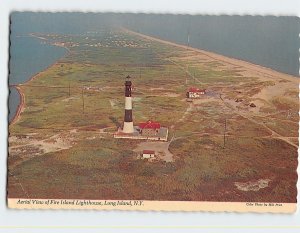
[{"left": 8, "top": 28, "right": 298, "bottom": 203}]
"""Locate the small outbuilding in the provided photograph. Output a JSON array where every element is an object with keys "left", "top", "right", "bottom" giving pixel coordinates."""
[
  {"left": 142, "top": 150, "right": 155, "bottom": 159},
  {"left": 186, "top": 87, "right": 206, "bottom": 98}
]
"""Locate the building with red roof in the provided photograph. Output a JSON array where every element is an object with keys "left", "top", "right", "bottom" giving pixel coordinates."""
[
  {"left": 138, "top": 120, "right": 161, "bottom": 137},
  {"left": 142, "top": 150, "right": 155, "bottom": 159},
  {"left": 186, "top": 87, "right": 206, "bottom": 98},
  {"left": 139, "top": 120, "right": 161, "bottom": 129}
]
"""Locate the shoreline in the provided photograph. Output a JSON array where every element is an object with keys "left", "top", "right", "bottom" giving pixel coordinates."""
[
  {"left": 29, "top": 33, "right": 71, "bottom": 53},
  {"left": 9, "top": 86, "right": 25, "bottom": 125},
  {"left": 122, "top": 28, "right": 299, "bottom": 84},
  {"left": 10, "top": 29, "right": 299, "bottom": 126},
  {"left": 9, "top": 33, "right": 71, "bottom": 126}
]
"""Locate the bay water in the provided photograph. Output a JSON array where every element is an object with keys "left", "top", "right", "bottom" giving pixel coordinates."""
[
  {"left": 9, "top": 35, "right": 66, "bottom": 122},
  {"left": 9, "top": 13, "right": 299, "bottom": 123}
]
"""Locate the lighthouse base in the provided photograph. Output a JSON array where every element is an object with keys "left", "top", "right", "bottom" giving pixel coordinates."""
[
  {"left": 114, "top": 126, "right": 169, "bottom": 142},
  {"left": 122, "top": 122, "right": 134, "bottom": 134}
]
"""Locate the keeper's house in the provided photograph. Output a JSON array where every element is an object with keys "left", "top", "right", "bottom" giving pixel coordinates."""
[
  {"left": 139, "top": 120, "right": 161, "bottom": 137},
  {"left": 186, "top": 87, "right": 206, "bottom": 99}
]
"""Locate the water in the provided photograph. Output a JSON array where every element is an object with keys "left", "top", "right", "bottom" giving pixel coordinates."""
[
  {"left": 9, "top": 13, "right": 299, "bottom": 122},
  {"left": 122, "top": 15, "right": 299, "bottom": 76},
  {"left": 10, "top": 13, "right": 299, "bottom": 76},
  {"left": 9, "top": 35, "right": 67, "bottom": 122},
  {"left": 8, "top": 87, "right": 20, "bottom": 123}
]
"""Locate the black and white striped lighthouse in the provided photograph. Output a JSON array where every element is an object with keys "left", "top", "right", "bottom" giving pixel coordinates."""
[{"left": 123, "top": 75, "right": 134, "bottom": 133}]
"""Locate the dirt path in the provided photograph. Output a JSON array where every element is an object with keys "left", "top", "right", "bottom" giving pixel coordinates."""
[
  {"left": 136, "top": 26, "right": 298, "bottom": 148},
  {"left": 9, "top": 133, "right": 72, "bottom": 152},
  {"left": 177, "top": 102, "right": 193, "bottom": 124},
  {"left": 222, "top": 98, "right": 298, "bottom": 148},
  {"left": 99, "top": 126, "right": 115, "bottom": 135},
  {"left": 8, "top": 171, "right": 30, "bottom": 199}
]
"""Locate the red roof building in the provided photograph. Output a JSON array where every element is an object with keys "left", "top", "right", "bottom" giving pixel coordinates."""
[
  {"left": 143, "top": 150, "right": 155, "bottom": 154},
  {"left": 139, "top": 120, "right": 161, "bottom": 137},
  {"left": 187, "top": 87, "right": 206, "bottom": 98},
  {"left": 139, "top": 120, "right": 161, "bottom": 129},
  {"left": 188, "top": 87, "right": 206, "bottom": 93},
  {"left": 142, "top": 149, "right": 155, "bottom": 159}
]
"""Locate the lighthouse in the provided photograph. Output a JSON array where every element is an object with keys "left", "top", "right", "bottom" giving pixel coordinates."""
[
  {"left": 123, "top": 75, "right": 134, "bottom": 133},
  {"left": 114, "top": 75, "right": 168, "bottom": 141}
]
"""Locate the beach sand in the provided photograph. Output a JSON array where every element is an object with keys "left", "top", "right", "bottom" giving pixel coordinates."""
[
  {"left": 123, "top": 28, "right": 299, "bottom": 84},
  {"left": 9, "top": 33, "right": 71, "bottom": 126}
]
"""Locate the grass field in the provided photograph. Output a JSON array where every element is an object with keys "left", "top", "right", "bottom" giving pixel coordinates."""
[{"left": 8, "top": 28, "right": 299, "bottom": 203}]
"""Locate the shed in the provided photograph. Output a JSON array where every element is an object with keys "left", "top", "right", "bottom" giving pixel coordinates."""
[
  {"left": 142, "top": 150, "right": 155, "bottom": 159},
  {"left": 186, "top": 87, "right": 206, "bottom": 98}
]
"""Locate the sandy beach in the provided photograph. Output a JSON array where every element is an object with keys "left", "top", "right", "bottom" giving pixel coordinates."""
[
  {"left": 9, "top": 29, "right": 299, "bottom": 127},
  {"left": 123, "top": 28, "right": 299, "bottom": 84},
  {"left": 9, "top": 34, "right": 71, "bottom": 126},
  {"left": 9, "top": 86, "right": 25, "bottom": 125}
]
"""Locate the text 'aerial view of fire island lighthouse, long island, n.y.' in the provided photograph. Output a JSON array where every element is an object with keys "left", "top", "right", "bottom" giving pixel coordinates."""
[{"left": 114, "top": 75, "right": 169, "bottom": 141}]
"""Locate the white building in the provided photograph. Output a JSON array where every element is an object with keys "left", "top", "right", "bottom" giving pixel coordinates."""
[
  {"left": 186, "top": 87, "right": 206, "bottom": 98},
  {"left": 142, "top": 150, "right": 155, "bottom": 159}
]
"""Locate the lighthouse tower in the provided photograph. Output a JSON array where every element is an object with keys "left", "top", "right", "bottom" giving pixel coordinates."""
[{"left": 123, "top": 75, "right": 134, "bottom": 133}]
